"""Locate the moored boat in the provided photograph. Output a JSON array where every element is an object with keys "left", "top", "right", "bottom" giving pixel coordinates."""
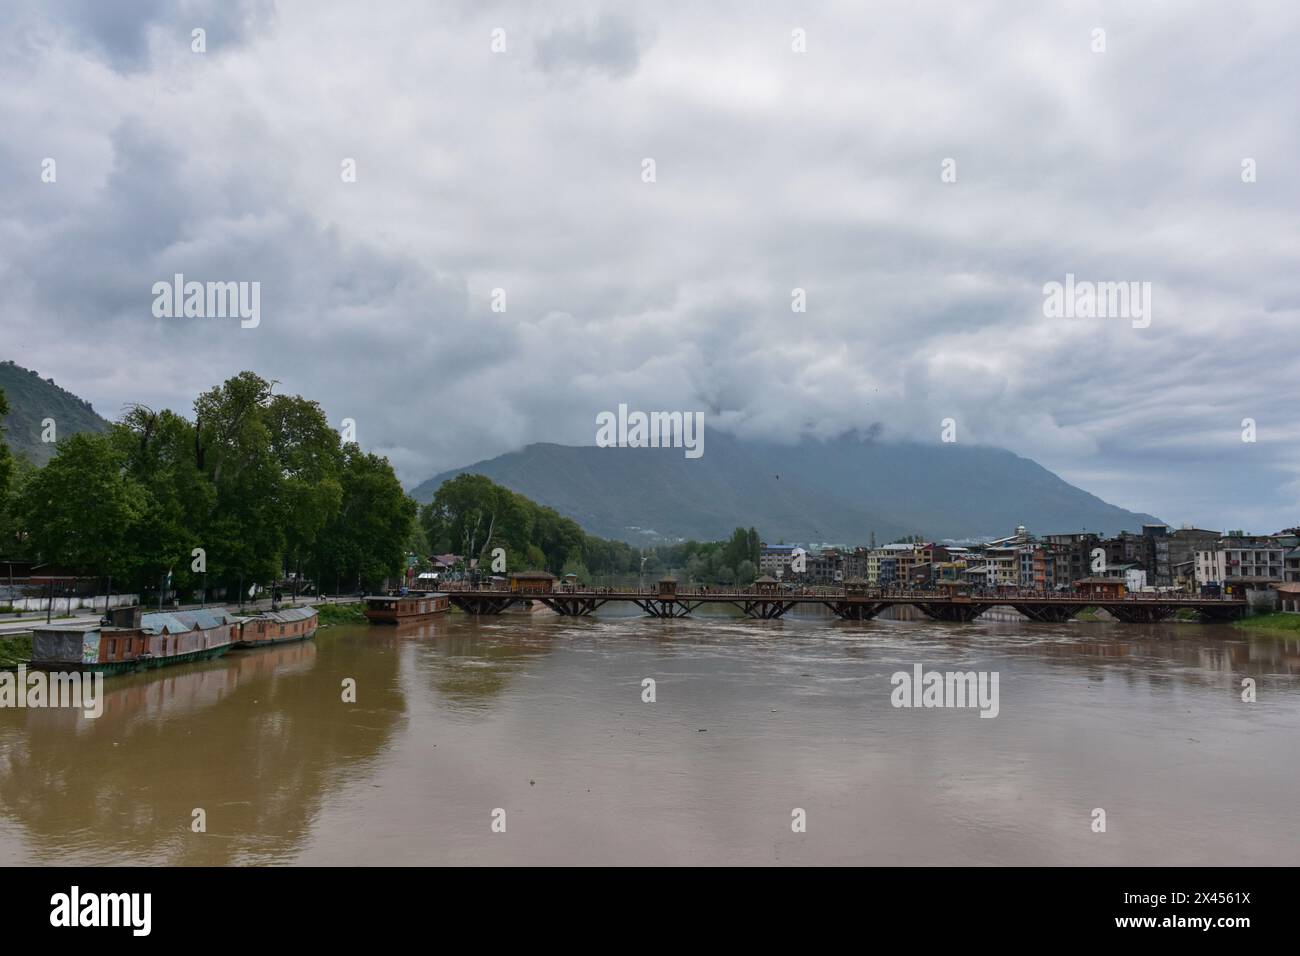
[
  {"left": 236, "top": 606, "right": 319, "bottom": 648},
  {"left": 31, "top": 606, "right": 239, "bottom": 676},
  {"left": 363, "top": 592, "right": 449, "bottom": 624}
]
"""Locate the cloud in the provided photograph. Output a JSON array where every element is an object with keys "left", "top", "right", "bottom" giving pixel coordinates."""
[
  {"left": 1, "top": 0, "right": 1298, "bottom": 532},
  {"left": 534, "top": 10, "right": 650, "bottom": 78}
]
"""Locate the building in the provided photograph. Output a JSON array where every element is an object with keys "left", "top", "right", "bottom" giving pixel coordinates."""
[
  {"left": 842, "top": 547, "right": 870, "bottom": 582},
  {"left": 759, "top": 544, "right": 799, "bottom": 579},
  {"left": 1167, "top": 528, "right": 1221, "bottom": 591},
  {"left": 1074, "top": 577, "right": 1126, "bottom": 598},
  {"left": 1218, "top": 535, "right": 1285, "bottom": 591},
  {"left": 1041, "top": 532, "right": 1101, "bottom": 585},
  {"left": 806, "top": 549, "right": 842, "bottom": 585},
  {"left": 868, "top": 544, "right": 912, "bottom": 585}
]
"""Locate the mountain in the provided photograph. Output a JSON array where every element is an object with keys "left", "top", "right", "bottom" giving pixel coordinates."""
[
  {"left": 0, "top": 360, "right": 113, "bottom": 466},
  {"left": 410, "top": 431, "right": 1162, "bottom": 545}
]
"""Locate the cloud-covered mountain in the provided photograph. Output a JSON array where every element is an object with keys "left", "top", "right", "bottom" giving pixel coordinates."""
[{"left": 411, "top": 432, "right": 1161, "bottom": 545}]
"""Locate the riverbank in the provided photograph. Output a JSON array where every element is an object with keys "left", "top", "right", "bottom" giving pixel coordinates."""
[
  {"left": 314, "top": 602, "right": 367, "bottom": 625},
  {"left": 0, "top": 634, "right": 32, "bottom": 669},
  {"left": 1233, "top": 611, "right": 1300, "bottom": 634}
]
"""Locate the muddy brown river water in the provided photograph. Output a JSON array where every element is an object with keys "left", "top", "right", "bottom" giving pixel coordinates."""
[{"left": 1, "top": 607, "right": 1297, "bottom": 865}]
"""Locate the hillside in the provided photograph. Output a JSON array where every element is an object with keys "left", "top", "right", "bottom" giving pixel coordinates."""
[
  {"left": 411, "top": 431, "right": 1162, "bottom": 545},
  {"left": 0, "top": 360, "right": 113, "bottom": 465}
]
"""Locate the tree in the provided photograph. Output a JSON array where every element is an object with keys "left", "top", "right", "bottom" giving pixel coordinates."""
[
  {"left": 194, "top": 373, "right": 284, "bottom": 593},
  {"left": 113, "top": 406, "right": 214, "bottom": 596},
  {"left": 17, "top": 432, "right": 145, "bottom": 578},
  {"left": 0, "top": 387, "right": 13, "bottom": 553},
  {"left": 314, "top": 444, "right": 415, "bottom": 590},
  {"left": 265, "top": 394, "right": 343, "bottom": 585}
]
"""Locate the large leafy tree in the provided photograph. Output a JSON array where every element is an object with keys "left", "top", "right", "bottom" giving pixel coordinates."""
[
  {"left": 266, "top": 394, "right": 343, "bottom": 584},
  {"left": 113, "top": 406, "right": 215, "bottom": 595},
  {"left": 315, "top": 444, "right": 415, "bottom": 591},
  {"left": 194, "top": 373, "right": 285, "bottom": 593},
  {"left": 17, "top": 432, "right": 145, "bottom": 579}
]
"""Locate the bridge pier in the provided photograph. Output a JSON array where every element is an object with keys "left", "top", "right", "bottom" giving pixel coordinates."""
[
  {"left": 540, "top": 597, "right": 607, "bottom": 616},
  {"left": 732, "top": 599, "right": 797, "bottom": 619},
  {"left": 827, "top": 601, "right": 888, "bottom": 621},
  {"left": 1105, "top": 604, "right": 1177, "bottom": 624},
  {"left": 1011, "top": 604, "right": 1084, "bottom": 623},
  {"left": 447, "top": 594, "right": 519, "bottom": 615},
  {"left": 632, "top": 599, "right": 698, "bottom": 619},
  {"left": 916, "top": 602, "right": 986, "bottom": 623}
]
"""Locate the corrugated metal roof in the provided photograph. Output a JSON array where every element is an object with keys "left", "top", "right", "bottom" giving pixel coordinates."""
[
  {"left": 262, "top": 606, "right": 318, "bottom": 624},
  {"left": 140, "top": 608, "right": 236, "bottom": 635}
]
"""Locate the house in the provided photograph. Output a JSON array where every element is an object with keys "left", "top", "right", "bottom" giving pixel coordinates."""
[
  {"left": 1074, "top": 577, "right": 1126, "bottom": 598},
  {"left": 1274, "top": 582, "right": 1300, "bottom": 613},
  {"left": 509, "top": 571, "right": 555, "bottom": 595}
]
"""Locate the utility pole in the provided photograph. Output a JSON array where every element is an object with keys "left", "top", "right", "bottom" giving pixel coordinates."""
[{"left": 46, "top": 580, "right": 53, "bottom": 624}]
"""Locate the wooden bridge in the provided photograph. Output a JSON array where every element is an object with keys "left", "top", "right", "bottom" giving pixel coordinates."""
[{"left": 431, "top": 581, "right": 1247, "bottom": 624}]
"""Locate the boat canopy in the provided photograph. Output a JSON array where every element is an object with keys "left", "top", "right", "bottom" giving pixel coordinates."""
[
  {"left": 140, "top": 609, "right": 239, "bottom": 635},
  {"left": 257, "top": 606, "right": 318, "bottom": 624}
]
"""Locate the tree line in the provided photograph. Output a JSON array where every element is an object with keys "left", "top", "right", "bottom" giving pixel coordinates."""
[
  {"left": 0, "top": 372, "right": 413, "bottom": 599},
  {"left": 0, "top": 378, "right": 769, "bottom": 597},
  {"left": 419, "top": 474, "right": 760, "bottom": 584}
]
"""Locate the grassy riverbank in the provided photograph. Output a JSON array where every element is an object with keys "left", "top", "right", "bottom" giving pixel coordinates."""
[
  {"left": 313, "top": 602, "right": 367, "bottom": 625},
  {"left": 0, "top": 634, "right": 32, "bottom": 668},
  {"left": 1233, "top": 612, "right": 1300, "bottom": 635}
]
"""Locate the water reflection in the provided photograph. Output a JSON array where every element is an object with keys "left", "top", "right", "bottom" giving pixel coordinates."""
[
  {"left": 1, "top": 613, "right": 1298, "bottom": 866},
  {"left": 0, "top": 628, "right": 402, "bottom": 865}
]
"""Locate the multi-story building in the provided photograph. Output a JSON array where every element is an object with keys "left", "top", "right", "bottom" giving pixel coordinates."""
[
  {"left": 842, "top": 547, "right": 870, "bottom": 582},
  {"left": 1167, "top": 528, "right": 1221, "bottom": 591},
  {"left": 1194, "top": 535, "right": 1286, "bottom": 591},
  {"left": 759, "top": 544, "right": 799, "bottom": 579},
  {"left": 1142, "top": 524, "right": 1171, "bottom": 585},
  {"left": 1017, "top": 546, "right": 1060, "bottom": 590},
  {"left": 877, "top": 556, "right": 899, "bottom": 586},
  {"left": 868, "top": 544, "right": 912, "bottom": 585},
  {"left": 806, "top": 549, "right": 842, "bottom": 585},
  {"left": 1219, "top": 535, "right": 1285, "bottom": 588},
  {"left": 1041, "top": 532, "right": 1100, "bottom": 586}
]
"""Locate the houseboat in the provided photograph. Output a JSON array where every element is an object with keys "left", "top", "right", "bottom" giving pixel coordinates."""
[
  {"left": 236, "top": 606, "right": 319, "bottom": 648},
  {"left": 363, "top": 592, "right": 450, "bottom": 624},
  {"left": 30, "top": 606, "right": 239, "bottom": 676}
]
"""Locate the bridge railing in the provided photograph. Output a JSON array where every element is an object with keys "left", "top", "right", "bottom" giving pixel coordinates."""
[{"left": 430, "top": 582, "right": 1243, "bottom": 603}]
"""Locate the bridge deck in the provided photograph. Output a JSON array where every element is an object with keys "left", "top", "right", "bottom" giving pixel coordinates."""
[{"left": 424, "top": 584, "right": 1246, "bottom": 622}]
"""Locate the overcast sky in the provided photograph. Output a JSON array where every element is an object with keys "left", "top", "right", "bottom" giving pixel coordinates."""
[{"left": 2, "top": 0, "right": 1298, "bottom": 532}]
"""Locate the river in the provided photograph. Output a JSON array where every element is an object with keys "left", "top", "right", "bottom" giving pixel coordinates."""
[{"left": 2, "top": 607, "right": 1298, "bottom": 865}]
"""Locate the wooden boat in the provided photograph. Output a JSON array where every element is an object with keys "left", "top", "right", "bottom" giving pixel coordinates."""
[
  {"left": 30, "top": 606, "right": 238, "bottom": 676},
  {"left": 363, "top": 592, "right": 449, "bottom": 624},
  {"left": 236, "top": 606, "right": 319, "bottom": 648}
]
